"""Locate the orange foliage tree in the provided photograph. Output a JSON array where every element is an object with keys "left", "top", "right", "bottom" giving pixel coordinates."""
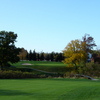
[{"left": 18, "top": 48, "right": 28, "bottom": 60}]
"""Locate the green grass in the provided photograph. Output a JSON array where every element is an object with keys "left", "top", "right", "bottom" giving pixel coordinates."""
[
  {"left": 0, "top": 78, "right": 100, "bottom": 100},
  {"left": 12, "top": 61, "right": 66, "bottom": 67},
  {"left": 11, "top": 61, "right": 67, "bottom": 74}
]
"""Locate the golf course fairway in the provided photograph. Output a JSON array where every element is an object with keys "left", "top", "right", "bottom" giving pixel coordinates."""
[{"left": 0, "top": 78, "right": 100, "bottom": 100}]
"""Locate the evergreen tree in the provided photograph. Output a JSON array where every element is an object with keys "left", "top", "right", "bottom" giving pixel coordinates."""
[
  {"left": 26, "top": 53, "right": 29, "bottom": 60},
  {"left": 32, "top": 49, "right": 36, "bottom": 61},
  {"left": 50, "top": 52, "right": 55, "bottom": 61},
  {"left": 40, "top": 52, "right": 44, "bottom": 61},
  {"left": 36, "top": 53, "right": 40, "bottom": 61},
  {"left": 45, "top": 53, "right": 50, "bottom": 61},
  {"left": 29, "top": 50, "right": 33, "bottom": 61}
]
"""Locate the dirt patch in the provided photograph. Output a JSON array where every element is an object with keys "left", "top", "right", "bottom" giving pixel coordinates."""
[{"left": 21, "top": 63, "right": 33, "bottom": 65}]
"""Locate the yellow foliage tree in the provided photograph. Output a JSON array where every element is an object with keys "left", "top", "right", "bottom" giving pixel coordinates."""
[{"left": 63, "top": 39, "right": 87, "bottom": 70}]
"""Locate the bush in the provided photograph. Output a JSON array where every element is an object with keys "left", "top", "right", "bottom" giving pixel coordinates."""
[
  {"left": 0, "top": 70, "right": 40, "bottom": 79},
  {"left": 77, "top": 63, "right": 100, "bottom": 77},
  {"left": 63, "top": 71, "right": 76, "bottom": 78},
  {"left": 92, "top": 63, "right": 100, "bottom": 77},
  {"left": 3, "top": 67, "right": 33, "bottom": 72}
]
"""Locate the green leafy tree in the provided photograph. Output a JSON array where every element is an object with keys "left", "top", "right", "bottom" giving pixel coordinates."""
[{"left": 0, "top": 31, "right": 21, "bottom": 69}]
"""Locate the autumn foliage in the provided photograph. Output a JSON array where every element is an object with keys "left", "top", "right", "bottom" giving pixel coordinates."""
[
  {"left": 63, "top": 34, "right": 96, "bottom": 72},
  {"left": 63, "top": 39, "right": 87, "bottom": 70}
]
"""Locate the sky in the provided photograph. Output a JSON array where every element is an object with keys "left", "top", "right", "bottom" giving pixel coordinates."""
[{"left": 0, "top": 0, "right": 100, "bottom": 53}]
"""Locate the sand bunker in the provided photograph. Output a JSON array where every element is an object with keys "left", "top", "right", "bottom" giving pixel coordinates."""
[{"left": 21, "top": 63, "right": 33, "bottom": 65}]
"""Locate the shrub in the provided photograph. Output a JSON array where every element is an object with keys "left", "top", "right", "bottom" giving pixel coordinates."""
[
  {"left": 77, "top": 63, "right": 100, "bottom": 77},
  {"left": 3, "top": 67, "right": 33, "bottom": 72},
  {"left": 0, "top": 70, "right": 38, "bottom": 79},
  {"left": 63, "top": 71, "right": 76, "bottom": 78}
]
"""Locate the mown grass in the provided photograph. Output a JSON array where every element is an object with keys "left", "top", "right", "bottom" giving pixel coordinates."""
[
  {"left": 12, "top": 61, "right": 66, "bottom": 67},
  {"left": 0, "top": 78, "right": 100, "bottom": 100},
  {"left": 11, "top": 61, "right": 67, "bottom": 74}
]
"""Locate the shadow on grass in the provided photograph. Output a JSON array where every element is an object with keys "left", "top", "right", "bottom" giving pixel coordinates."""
[{"left": 0, "top": 89, "right": 33, "bottom": 96}]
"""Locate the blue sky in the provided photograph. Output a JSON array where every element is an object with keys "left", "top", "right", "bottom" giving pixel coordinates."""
[{"left": 0, "top": 0, "right": 100, "bottom": 52}]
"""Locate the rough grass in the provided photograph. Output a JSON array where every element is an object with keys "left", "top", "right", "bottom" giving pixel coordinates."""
[{"left": 0, "top": 78, "right": 100, "bottom": 100}]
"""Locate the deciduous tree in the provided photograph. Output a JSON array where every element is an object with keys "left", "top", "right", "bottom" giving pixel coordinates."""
[
  {"left": 0, "top": 31, "right": 21, "bottom": 69},
  {"left": 18, "top": 48, "right": 28, "bottom": 60},
  {"left": 63, "top": 39, "right": 87, "bottom": 70},
  {"left": 82, "top": 34, "right": 96, "bottom": 53}
]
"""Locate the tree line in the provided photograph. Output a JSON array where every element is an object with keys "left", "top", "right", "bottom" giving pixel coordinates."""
[
  {"left": 0, "top": 30, "right": 64, "bottom": 70},
  {"left": 0, "top": 30, "right": 100, "bottom": 73},
  {"left": 18, "top": 48, "right": 64, "bottom": 62}
]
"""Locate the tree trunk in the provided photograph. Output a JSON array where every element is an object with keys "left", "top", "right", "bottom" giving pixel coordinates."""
[{"left": 75, "top": 64, "right": 77, "bottom": 70}]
